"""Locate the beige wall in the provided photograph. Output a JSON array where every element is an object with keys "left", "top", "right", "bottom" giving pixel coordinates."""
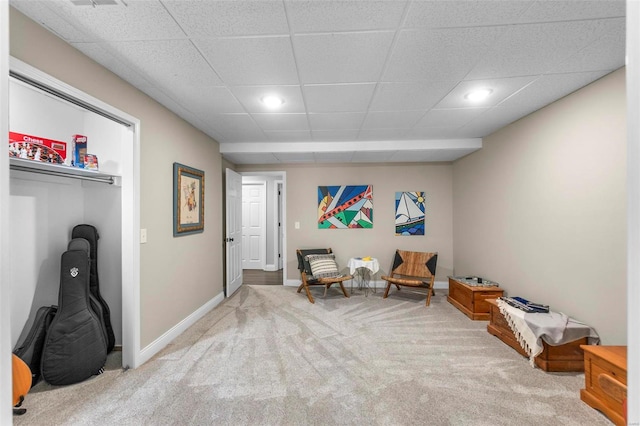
[
  {"left": 453, "top": 68, "right": 627, "bottom": 344},
  {"left": 237, "top": 163, "right": 454, "bottom": 282},
  {"left": 9, "top": 8, "right": 224, "bottom": 348}
]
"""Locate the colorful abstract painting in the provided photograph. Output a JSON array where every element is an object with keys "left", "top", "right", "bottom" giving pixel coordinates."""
[
  {"left": 395, "top": 191, "right": 425, "bottom": 236},
  {"left": 318, "top": 185, "right": 373, "bottom": 229}
]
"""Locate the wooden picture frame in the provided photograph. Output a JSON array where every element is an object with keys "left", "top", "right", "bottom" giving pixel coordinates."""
[{"left": 173, "top": 162, "right": 204, "bottom": 236}]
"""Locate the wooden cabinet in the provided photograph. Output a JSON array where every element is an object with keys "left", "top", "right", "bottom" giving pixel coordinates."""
[
  {"left": 486, "top": 299, "right": 588, "bottom": 372},
  {"left": 580, "top": 345, "right": 627, "bottom": 425},
  {"left": 447, "top": 277, "right": 503, "bottom": 320}
]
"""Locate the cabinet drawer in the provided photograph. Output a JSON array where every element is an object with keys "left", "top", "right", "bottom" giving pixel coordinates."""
[
  {"left": 590, "top": 363, "right": 625, "bottom": 412},
  {"left": 586, "top": 354, "right": 626, "bottom": 388},
  {"left": 450, "top": 285, "right": 472, "bottom": 310},
  {"left": 581, "top": 346, "right": 627, "bottom": 425},
  {"left": 474, "top": 292, "right": 501, "bottom": 313}
]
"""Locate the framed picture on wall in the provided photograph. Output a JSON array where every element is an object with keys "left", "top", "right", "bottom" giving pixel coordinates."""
[
  {"left": 318, "top": 184, "right": 373, "bottom": 229},
  {"left": 173, "top": 162, "right": 204, "bottom": 236},
  {"left": 395, "top": 191, "right": 425, "bottom": 236}
]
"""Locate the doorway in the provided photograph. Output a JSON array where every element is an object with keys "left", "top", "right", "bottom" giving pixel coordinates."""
[{"left": 240, "top": 172, "right": 286, "bottom": 285}]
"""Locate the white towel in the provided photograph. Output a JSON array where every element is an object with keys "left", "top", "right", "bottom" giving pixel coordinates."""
[{"left": 496, "top": 299, "right": 543, "bottom": 367}]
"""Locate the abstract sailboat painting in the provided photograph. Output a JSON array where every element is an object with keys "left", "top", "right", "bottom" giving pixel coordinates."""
[
  {"left": 318, "top": 185, "right": 373, "bottom": 229},
  {"left": 395, "top": 191, "right": 425, "bottom": 236}
]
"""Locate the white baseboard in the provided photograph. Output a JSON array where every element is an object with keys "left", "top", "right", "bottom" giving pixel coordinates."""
[
  {"left": 434, "top": 280, "right": 448, "bottom": 290},
  {"left": 263, "top": 264, "right": 277, "bottom": 272},
  {"left": 139, "top": 291, "right": 225, "bottom": 366}
]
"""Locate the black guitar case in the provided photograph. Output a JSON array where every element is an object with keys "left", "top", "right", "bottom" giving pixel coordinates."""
[
  {"left": 71, "top": 224, "right": 115, "bottom": 353},
  {"left": 13, "top": 305, "right": 57, "bottom": 387},
  {"left": 40, "top": 238, "right": 107, "bottom": 386}
]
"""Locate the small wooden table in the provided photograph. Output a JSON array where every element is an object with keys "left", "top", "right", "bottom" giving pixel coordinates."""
[
  {"left": 447, "top": 277, "right": 503, "bottom": 320},
  {"left": 486, "top": 299, "right": 588, "bottom": 372},
  {"left": 580, "top": 345, "right": 627, "bottom": 425}
]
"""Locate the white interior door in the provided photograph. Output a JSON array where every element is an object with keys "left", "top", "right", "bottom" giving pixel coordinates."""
[
  {"left": 242, "top": 183, "right": 265, "bottom": 270},
  {"left": 225, "top": 168, "right": 243, "bottom": 297}
]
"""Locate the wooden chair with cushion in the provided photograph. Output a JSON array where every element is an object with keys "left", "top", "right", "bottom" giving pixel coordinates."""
[
  {"left": 381, "top": 250, "right": 438, "bottom": 306},
  {"left": 296, "top": 248, "right": 352, "bottom": 304}
]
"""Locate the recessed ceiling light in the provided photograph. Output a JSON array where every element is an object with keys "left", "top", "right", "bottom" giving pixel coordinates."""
[
  {"left": 464, "top": 89, "right": 493, "bottom": 102},
  {"left": 261, "top": 95, "right": 285, "bottom": 109}
]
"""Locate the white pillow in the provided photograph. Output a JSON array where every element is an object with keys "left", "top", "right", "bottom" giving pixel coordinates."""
[{"left": 306, "top": 254, "right": 341, "bottom": 278}]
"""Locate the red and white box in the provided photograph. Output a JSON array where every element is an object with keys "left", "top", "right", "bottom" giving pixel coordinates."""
[
  {"left": 84, "top": 153, "right": 99, "bottom": 170},
  {"left": 8, "top": 131, "right": 67, "bottom": 164}
]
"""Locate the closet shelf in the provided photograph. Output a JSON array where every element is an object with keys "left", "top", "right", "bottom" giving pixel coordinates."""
[{"left": 9, "top": 157, "right": 118, "bottom": 184}]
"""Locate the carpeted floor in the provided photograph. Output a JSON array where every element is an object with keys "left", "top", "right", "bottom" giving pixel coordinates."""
[{"left": 15, "top": 285, "right": 612, "bottom": 425}]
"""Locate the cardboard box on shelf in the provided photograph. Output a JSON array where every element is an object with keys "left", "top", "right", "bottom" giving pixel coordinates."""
[
  {"left": 84, "top": 154, "right": 99, "bottom": 170},
  {"left": 8, "top": 131, "right": 67, "bottom": 164},
  {"left": 72, "top": 134, "right": 87, "bottom": 168}
]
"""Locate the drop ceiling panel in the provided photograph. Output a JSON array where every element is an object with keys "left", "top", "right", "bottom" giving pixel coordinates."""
[
  {"left": 140, "top": 87, "right": 198, "bottom": 121},
  {"left": 71, "top": 42, "right": 154, "bottom": 88},
  {"left": 207, "top": 114, "right": 266, "bottom": 141},
  {"left": 11, "top": 2, "right": 89, "bottom": 41},
  {"left": 309, "top": 113, "right": 366, "bottom": 131},
  {"left": 358, "top": 128, "right": 409, "bottom": 141},
  {"left": 517, "top": 0, "right": 625, "bottom": 23},
  {"left": 163, "top": 0, "right": 289, "bottom": 37},
  {"left": 304, "top": 83, "right": 376, "bottom": 113},
  {"left": 216, "top": 132, "right": 269, "bottom": 143},
  {"left": 54, "top": 0, "right": 186, "bottom": 41},
  {"left": 104, "top": 39, "right": 223, "bottom": 87},
  {"left": 252, "top": 113, "right": 309, "bottom": 132},
  {"left": 383, "top": 27, "right": 507, "bottom": 82},
  {"left": 361, "top": 111, "right": 424, "bottom": 129},
  {"left": 552, "top": 22, "right": 626, "bottom": 74},
  {"left": 162, "top": 85, "right": 245, "bottom": 115},
  {"left": 497, "top": 71, "right": 614, "bottom": 114},
  {"left": 231, "top": 85, "right": 305, "bottom": 114},
  {"left": 370, "top": 81, "right": 458, "bottom": 111},
  {"left": 285, "top": 0, "right": 407, "bottom": 33},
  {"left": 435, "top": 76, "right": 538, "bottom": 109},
  {"left": 195, "top": 36, "right": 299, "bottom": 86},
  {"left": 404, "top": 0, "right": 533, "bottom": 29},
  {"left": 467, "top": 20, "right": 619, "bottom": 80},
  {"left": 417, "top": 108, "right": 489, "bottom": 128},
  {"left": 406, "top": 127, "right": 469, "bottom": 139},
  {"left": 294, "top": 31, "right": 395, "bottom": 84}
]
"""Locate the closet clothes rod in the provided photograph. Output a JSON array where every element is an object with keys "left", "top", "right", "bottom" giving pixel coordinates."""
[{"left": 10, "top": 164, "right": 115, "bottom": 185}]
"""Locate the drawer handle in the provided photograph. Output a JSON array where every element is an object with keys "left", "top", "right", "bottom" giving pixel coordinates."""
[{"left": 598, "top": 373, "right": 627, "bottom": 403}]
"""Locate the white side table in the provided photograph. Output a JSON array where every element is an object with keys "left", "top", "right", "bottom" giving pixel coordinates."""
[{"left": 347, "top": 257, "right": 380, "bottom": 296}]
